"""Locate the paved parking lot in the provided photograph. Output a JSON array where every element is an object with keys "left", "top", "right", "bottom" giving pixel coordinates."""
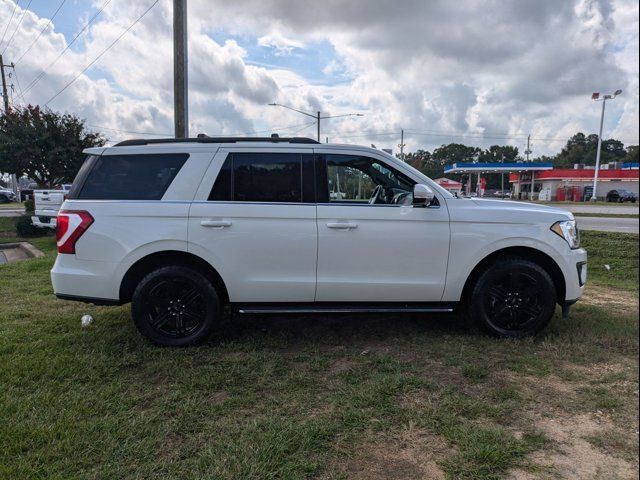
[
  {"left": 576, "top": 216, "right": 639, "bottom": 233},
  {"left": 564, "top": 204, "right": 638, "bottom": 215}
]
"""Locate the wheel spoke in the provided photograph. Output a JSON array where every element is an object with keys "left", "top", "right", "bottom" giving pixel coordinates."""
[
  {"left": 181, "top": 287, "right": 201, "bottom": 307},
  {"left": 150, "top": 310, "right": 172, "bottom": 329}
]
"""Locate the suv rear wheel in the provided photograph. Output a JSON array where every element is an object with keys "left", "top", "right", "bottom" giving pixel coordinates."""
[
  {"left": 467, "top": 257, "right": 556, "bottom": 338},
  {"left": 131, "top": 265, "right": 220, "bottom": 346}
]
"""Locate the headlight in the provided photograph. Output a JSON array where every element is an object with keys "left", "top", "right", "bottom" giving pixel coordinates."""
[{"left": 550, "top": 220, "right": 580, "bottom": 249}]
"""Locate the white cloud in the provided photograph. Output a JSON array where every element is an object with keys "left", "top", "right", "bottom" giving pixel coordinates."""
[{"left": 0, "top": 0, "right": 637, "bottom": 155}]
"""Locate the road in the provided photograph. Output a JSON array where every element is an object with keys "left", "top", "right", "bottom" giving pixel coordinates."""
[
  {"left": 576, "top": 216, "right": 639, "bottom": 234},
  {"left": 0, "top": 209, "right": 23, "bottom": 217},
  {"left": 563, "top": 204, "right": 638, "bottom": 215}
]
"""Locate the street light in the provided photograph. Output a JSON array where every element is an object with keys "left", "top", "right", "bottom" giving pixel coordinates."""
[
  {"left": 268, "top": 102, "right": 363, "bottom": 141},
  {"left": 590, "top": 89, "right": 622, "bottom": 201}
]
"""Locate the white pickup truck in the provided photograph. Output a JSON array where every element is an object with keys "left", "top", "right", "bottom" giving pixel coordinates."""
[{"left": 31, "top": 184, "right": 72, "bottom": 229}]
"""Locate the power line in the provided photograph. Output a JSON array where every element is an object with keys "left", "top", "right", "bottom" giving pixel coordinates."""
[
  {"left": 14, "top": 0, "right": 66, "bottom": 65},
  {"left": 1, "top": 0, "right": 33, "bottom": 56},
  {"left": 22, "top": 0, "right": 113, "bottom": 96},
  {"left": 43, "top": 0, "right": 160, "bottom": 106},
  {"left": 0, "top": 0, "right": 20, "bottom": 52}
]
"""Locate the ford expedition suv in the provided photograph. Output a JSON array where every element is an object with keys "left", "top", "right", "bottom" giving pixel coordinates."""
[{"left": 52, "top": 136, "right": 587, "bottom": 346}]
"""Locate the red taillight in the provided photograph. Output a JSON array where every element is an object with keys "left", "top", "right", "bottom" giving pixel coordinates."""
[{"left": 56, "top": 210, "right": 94, "bottom": 254}]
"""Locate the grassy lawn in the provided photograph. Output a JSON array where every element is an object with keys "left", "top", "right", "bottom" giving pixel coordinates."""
[{"left": 1, "top": 230, "right": 638, "bottom": 479}]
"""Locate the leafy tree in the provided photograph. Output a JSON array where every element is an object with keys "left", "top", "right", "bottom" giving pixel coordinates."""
[
  {"left": 0, "top": 105, "right": 105, "bottom": 187},
  {"left": 554, "top": 132, "right": 626, "bottom": 168},
  {"left": 477, "top": 145, "right": 519, "bottom": 163},
  {"left": 624, "top": 145, "right": 639, "bottom": 164}
]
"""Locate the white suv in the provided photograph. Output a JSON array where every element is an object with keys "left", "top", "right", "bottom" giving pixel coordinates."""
[{"left": 51, "top": 136, "right": 587, "bottom": 346}]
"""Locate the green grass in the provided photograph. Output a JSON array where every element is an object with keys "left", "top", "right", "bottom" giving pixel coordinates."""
[
  {"left": 581, "top": 230, "right": 639, "bottom": 290},
  {"left": 0, "top": 216, "right": 18, "bottom": 232},
  {"left": 1, "top": 229, "right": 638, "bottom": 479}
]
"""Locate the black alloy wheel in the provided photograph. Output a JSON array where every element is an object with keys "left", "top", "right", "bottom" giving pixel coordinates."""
[
  {"left": 469, "top": 257, "right": 556, "bottom": 337},
  {"left": 132, "top": 265, "right": 220, "bottom": 346}
]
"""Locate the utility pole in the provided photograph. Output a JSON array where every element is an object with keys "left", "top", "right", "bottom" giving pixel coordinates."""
[
  {"left": 0, "top": 54, "right": 10, "bottom": 113},
  {"left": 525, "top": 134, "right": 531, "bottom": 162},
  {"left": 317, "top": 111, "right": 321, "bottom": 142},
  {"left": 1, "top": 55, "right": 19, "bottom": 201},
  {"left": 398, "top": 129, "right": 405, "bottom": 161},
  {"left": 173, "top": 0, "right": 188, "bottom": 138}
]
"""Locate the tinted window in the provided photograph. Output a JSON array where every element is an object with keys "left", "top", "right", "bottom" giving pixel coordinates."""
[
  {"left": 208, "top": 156, "right": 232, "bottom": 201},
  {"left": 208, "top": 153, "right": 305, "bottom": 203},
  {"left": 323, "top": 154, "right": 415, "bottom": 205},
  {"left": 77, "top": 154, "right": 189, "bottom": 200}
]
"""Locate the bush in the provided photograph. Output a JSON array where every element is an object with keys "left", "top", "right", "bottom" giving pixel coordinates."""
[
  {"left": 15, "top": 215, "right": 49, "bottom": 238},
  {"left": 24, "top": 199, "right": 35, "bottom": 213}
]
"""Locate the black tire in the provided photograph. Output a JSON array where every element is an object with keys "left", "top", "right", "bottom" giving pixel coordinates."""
[
  {"left": 467, "top": 257, "right": 556, "bottom": 338},
  {"left": 131, "top": 265, "right": 220, "bottom": 346}
]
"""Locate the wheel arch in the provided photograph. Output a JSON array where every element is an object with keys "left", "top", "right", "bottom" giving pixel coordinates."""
[
  {"left": 119, "top": 250, "right": 229, "bottom": 304},
  {"left": 460, "top": 246, "right": 566, "bottom": 306}
]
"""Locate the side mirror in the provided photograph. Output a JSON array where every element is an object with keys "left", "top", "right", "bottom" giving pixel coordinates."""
[{"left": 413, "top": 183, "right": 435, "bottom": 207}]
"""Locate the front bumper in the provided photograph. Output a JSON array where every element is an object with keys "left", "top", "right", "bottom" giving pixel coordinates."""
[{"left": 561, "top": 247, "right": 587, "bottom": 303}]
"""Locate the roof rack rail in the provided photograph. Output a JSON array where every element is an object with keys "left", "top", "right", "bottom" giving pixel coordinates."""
[{"left": 113, "top": 134, "right": 320, "bottom": 147}]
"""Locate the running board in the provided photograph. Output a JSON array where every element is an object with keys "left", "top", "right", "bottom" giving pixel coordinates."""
[{"left": 233, "top": 302, "right": 457, "bottom": 314}]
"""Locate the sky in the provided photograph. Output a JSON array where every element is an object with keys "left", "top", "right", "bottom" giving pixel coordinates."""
[{"left": 0, "top": 0, "right": 638, "bottom": 155}]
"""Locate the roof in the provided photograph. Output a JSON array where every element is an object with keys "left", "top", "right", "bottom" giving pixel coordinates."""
[
  {"left": 113, "top": 136, "right": 319, "bottom": 147},
  {"left": 444, "top": 161, "right": 553, "bottom": 173},
  {"left": 509, "top": 169, "right": 639, "bottom": 182}
]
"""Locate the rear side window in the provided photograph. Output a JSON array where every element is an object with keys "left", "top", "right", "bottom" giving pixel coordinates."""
[
  {"left": 208, "top": 153, "right": 314, "bottom": 203},
  {"left": 74, "top": 153, "right": 189, "bottom": 200}
]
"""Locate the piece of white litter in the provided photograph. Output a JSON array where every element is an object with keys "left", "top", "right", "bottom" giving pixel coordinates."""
[
  {"left": 81, "top": 315, "right": 93, "bottom": 328},
  {"left": 604, "top": 264, "right": 611, "bottom": 271}
]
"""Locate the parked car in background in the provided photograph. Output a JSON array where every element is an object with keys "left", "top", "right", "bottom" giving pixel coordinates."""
[
  {"left": 606, "top": 189, "right": 637, "bottom": 203},
  {"left": 19, "top": 182, "right": 38, "bottom": 202},
  {"left": 31, "top": 184, "right": 72, "bottom": 228},
  {"left": 51, "top": 136, "right": 587, "bottom": 346},
  {"left": 493, "top": 190, "right": 511, "bottom": 198},
  {"left": 0, "top": 187, "right": 16, "bottom": 203}
]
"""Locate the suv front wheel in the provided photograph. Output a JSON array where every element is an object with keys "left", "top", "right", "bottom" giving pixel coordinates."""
[
  {"left": 131, "top": 265, "right": 220, "bottom": 346},
  {"left": 467, "top": 257, "right": 557, "bottom": 338}
]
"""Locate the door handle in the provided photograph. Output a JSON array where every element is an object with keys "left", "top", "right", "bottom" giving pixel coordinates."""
[
  {"left": 200, "top": 220, "right": 232, "bottom": 228},
  {"left": 326, "top": 222, "right": 358, "bottom": 230}
]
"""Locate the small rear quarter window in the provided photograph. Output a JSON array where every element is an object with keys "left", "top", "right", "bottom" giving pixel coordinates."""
[{"left": 74, "top": 153, "right": 189, "bottom": 200}]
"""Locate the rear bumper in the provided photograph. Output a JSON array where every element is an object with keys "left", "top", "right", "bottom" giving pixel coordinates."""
[
  {"left": 31, "top": 215, "right": 57, "bottom": 229},
  {"left": 51, "top": 254, "right": 122, "bottom": 301}
]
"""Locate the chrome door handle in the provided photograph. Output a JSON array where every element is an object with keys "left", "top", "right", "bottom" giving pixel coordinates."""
[
  {"left": 200, "top": 220, "right": 232, "bottom": 228},
  {"left": 326, "top": 222, "right": 358, "bottom": 230}
]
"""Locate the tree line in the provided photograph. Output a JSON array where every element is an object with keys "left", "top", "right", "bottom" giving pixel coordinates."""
[
  {"left": 402, "top": 134, "right": 639, "bottom": 190},
  {"left": 1, "top": 105, "right": 638, "bottom": 190}
]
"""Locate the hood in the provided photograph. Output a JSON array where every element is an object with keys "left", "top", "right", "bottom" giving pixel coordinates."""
[{"left": 448, "top": 197, "right": 574, "bottom": 224}]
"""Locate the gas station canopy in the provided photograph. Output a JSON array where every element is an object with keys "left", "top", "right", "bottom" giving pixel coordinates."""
[{"left": 444, "top": 162, "right": 553, "bottom": 174}]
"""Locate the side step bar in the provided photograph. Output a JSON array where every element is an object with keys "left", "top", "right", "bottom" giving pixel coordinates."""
[{"left": 232, "top": 302, "right": 457, "bottom": 314}]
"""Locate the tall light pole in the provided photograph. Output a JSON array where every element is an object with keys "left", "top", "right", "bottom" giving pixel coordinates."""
[
  {"left": 268, "top": 103, "right": 363, "bottom": 141},
  {"left": 590, "top": 89, "right": 622, "bottom": 201}
]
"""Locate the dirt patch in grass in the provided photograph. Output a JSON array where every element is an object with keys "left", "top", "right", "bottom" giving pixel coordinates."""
[
  {"left": 582, "top": 285, "right": 639, "bottom": 315},
  {"left": 326, "top": 426, "right": 449, "bottom": 480},
  {"left": 528, "top": 414, "right": 637, "bottom": 480}
]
